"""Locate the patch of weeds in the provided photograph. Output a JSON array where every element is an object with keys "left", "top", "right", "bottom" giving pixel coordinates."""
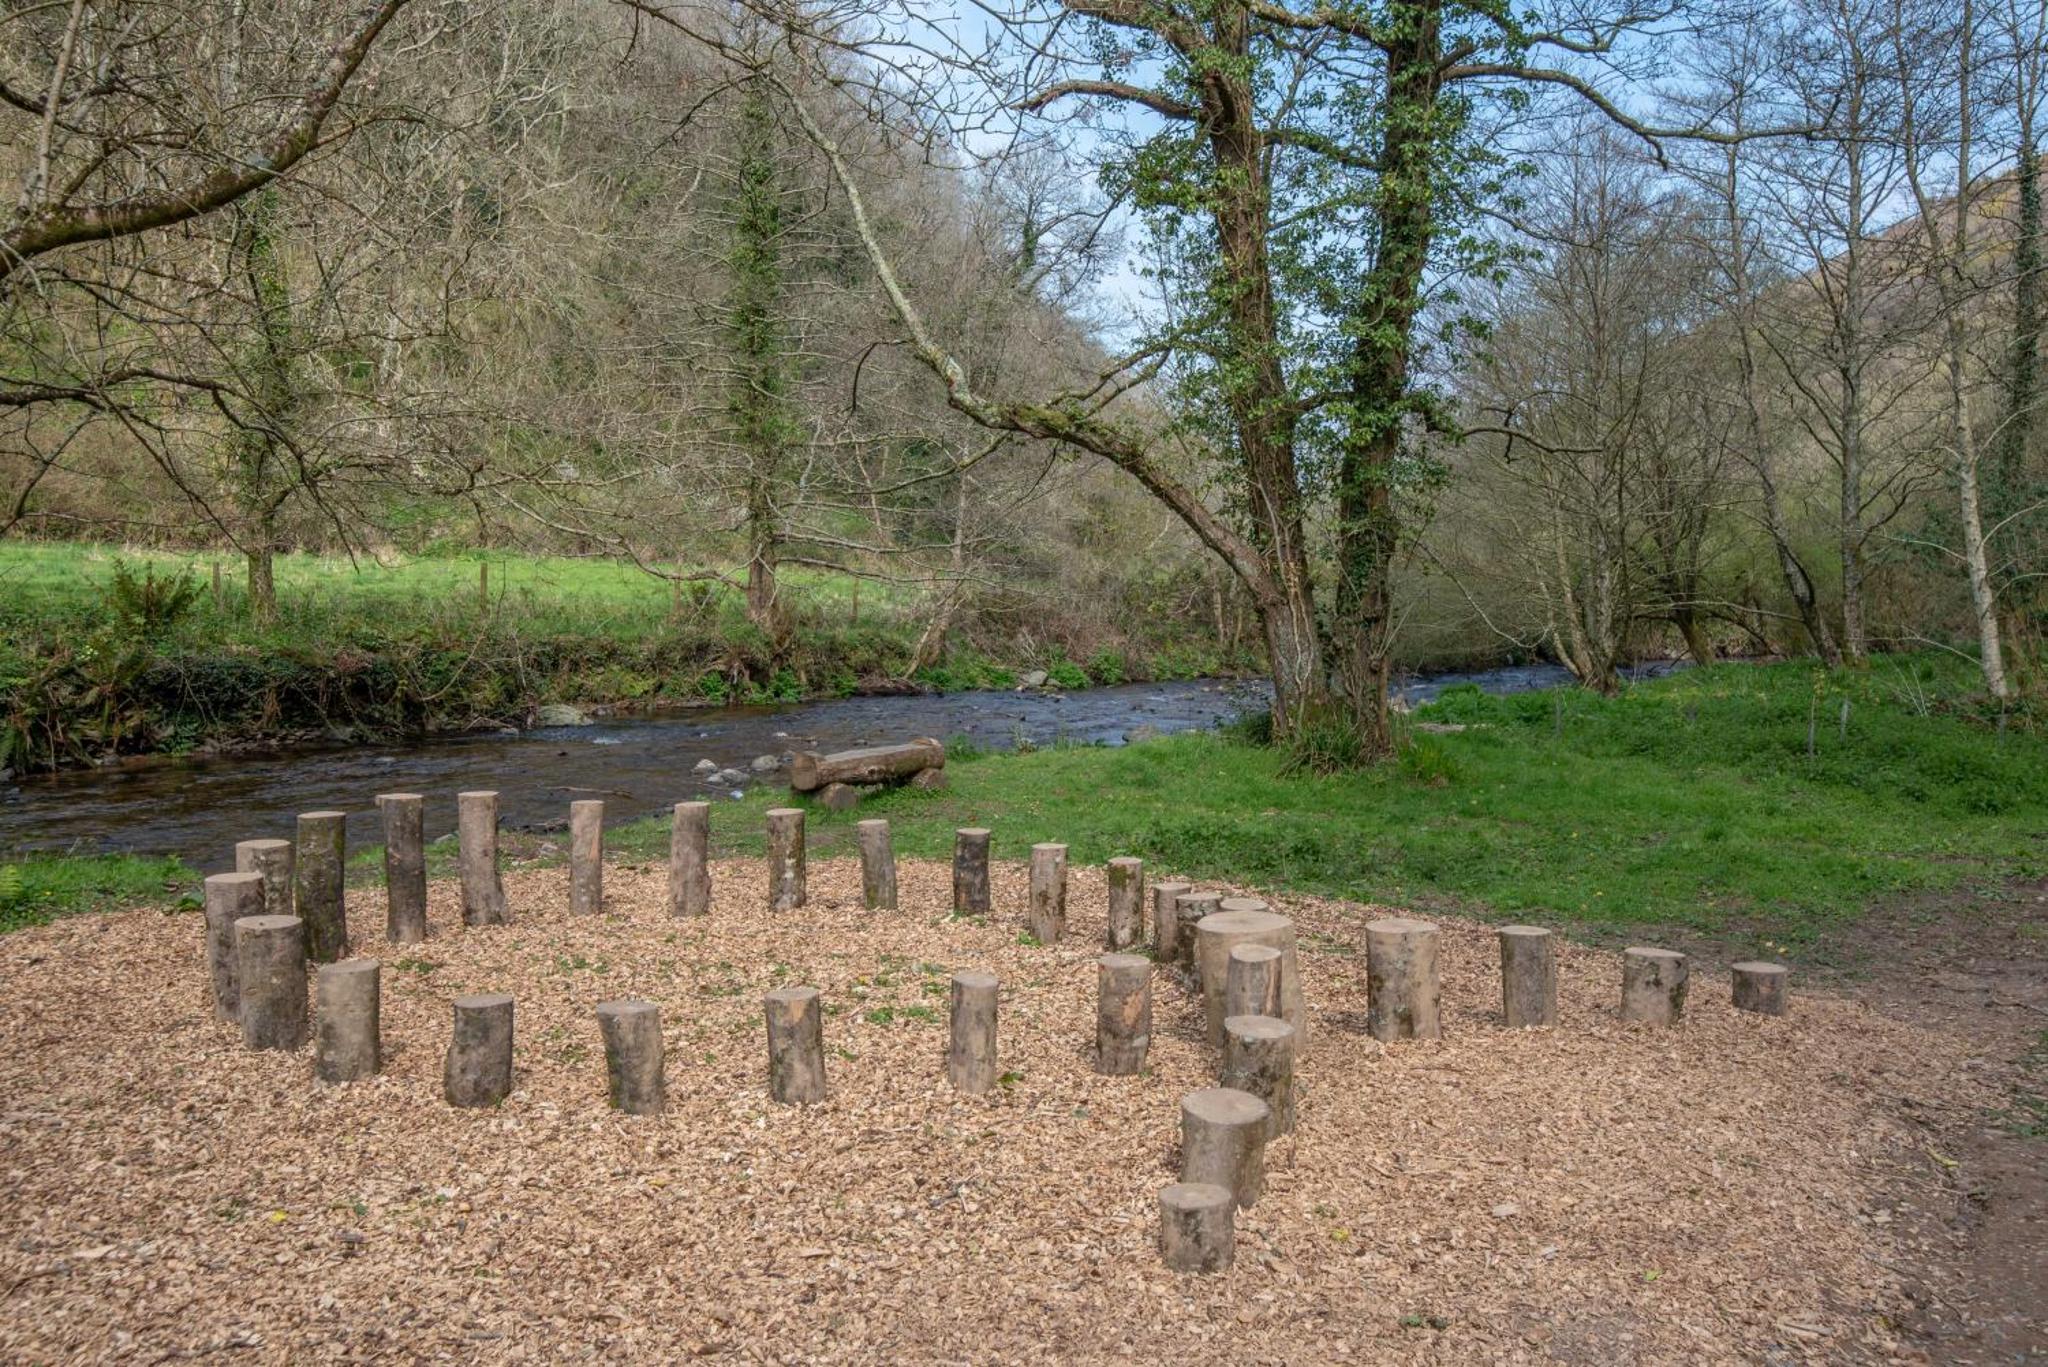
[
  {"left": 393, "top": 957, "right": 439, "bottom": 974},
  {"left": 1015, "top": 930, "right": 1041, "bottom": 947},
  {"left": 997, "top": 1070, "right": 1025, "bottom": 1089},
  {"left": 553, "top": 953, "right": 609, "bottom": 974}
]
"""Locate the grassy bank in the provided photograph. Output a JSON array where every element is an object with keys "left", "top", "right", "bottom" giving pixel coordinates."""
[
  {"left": 8, "top": 655, "right": 2038, "bottom": 952},
  {"left": 0, "top": 541, "right": 1247, "bottom": 773}
]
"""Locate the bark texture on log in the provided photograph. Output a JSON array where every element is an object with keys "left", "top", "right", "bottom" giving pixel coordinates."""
[
  {"left": 294, "top": 811, "right": 347, "bottom": 963},
  {"left": 1172, "top": 892, "right": 1222, "bottom": 971},
  {"left": 1365, "top": 917, "right": 1441, "bottom": 1042},
  {"left": 789, "top": 738, "right": 944, "bottom": 791},
  {"left": 766, "top": 808, "right": 807, "bottom": 911},
  {"left": 457, "top": 791, "right": 509, "bottom": 927},
  {"left": 377, "top": 793, "right": 427, "bottom": 944},
  {"left": 597, "top": 1000, "right": 666, "bottom": 1115},
  {"left": 1621, "top": 947, "right": 1689, "bottom": 1025},
  {"left": 818, "top": 782, "right": 862, "bottom": 812},
  {"left": 953, "top": 828, "right": 992, "bottom": 915},
  {"left": 1026, "top": 843, "right": 1068, "bottom": 944},
  {"left": 1498, "top": 925, "right": 1557, "bottom": 1028},
  {"left": 764, "top": 986, "right": 827, "bottom": 1104},
  {"left": 1221, "top": 1014, "right": 1296, "bottom": 1136},
  {"left": 1193, "top": 908, "right": 1306, "bottom": 1046},
  {"left": 569, "top": 800, "right": 604, "bottom": 916},
  {"left": 857, "top": 819, "right": 897, "bottom": 910},
  {"left": 1158, "top": 1182, "right": 1235, "bottom": 1274},
  {"left": 445, "top": 993, "right": 514, "bottom": 1107},
  {"left": 203, "top": 871, "right": 264, "bottom": 1022},
  {"left": 1731, "top": 961, "right": 1789, "bottom": 1016},
  {"left": 234, "top": 838, "right": 294, "bottom": 920},
  {"left": 1224, "top": 944, "right": 1283, "bottom": 1022},
  {"left": 669, "top": 801, "right": 712, "bottom": 918},
  {"left": 1150, "top": 881, "right": 1191, "bottom": 958},
  {"left": 1106, "top": 857, "right": 1144, "bottom": 950},
  {"left": 1095, "top": 953, "right": 1152, "bottom": 1076},
  {"left": 1180, "top": 1087, "right": 1270, "bottom": 1208},
  {"left": 315, "top": 959, "right": 381, "bottom": 1084},
  {"left": 947, "top": 971, "right": 999, "bottom": 1094},
  {"left": 236, "top": 914, "right": 307, "bottom": 1051}
]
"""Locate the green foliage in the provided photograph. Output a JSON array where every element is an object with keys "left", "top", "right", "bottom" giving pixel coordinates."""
[
  {"left": 1086, "top": 650, "right": 1127, "bottom": 686},
  {"left": 1046, "top": 657, "right": 1089, "bottom": 690},
  {"left": 103, "top": 560, "right": 202, "bottom": 640},
  {"left": 0, "top": 854, "right": 196, "bottom": 932}
]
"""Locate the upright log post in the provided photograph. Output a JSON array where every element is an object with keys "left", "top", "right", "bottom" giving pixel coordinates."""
[
  {"left": 294, "top": 811, "right": 347, "bottom": 963},
  {"left": 1158, "top": 1182, "right": 1236, "bottom": 1274},
  {"left": 314, "top": 959, "right": 381, "bottom": 1084},
  {"left": 444, "top": 993, "right": 514, "bottom": 1107},
  {"left": 669, "top": 801, "right": 711, "bottom": 918},
  {"left": 234, "top": 838, "right": 294, "bottom": 919},
  {"left": 764, "top": 986, "right": 826, "bottom": 1103},
  {"left": 953, "top": 828, "right": 992, "bottom": 915},
  {"left": 1193, "top": 907, "right": 1306, "bottom": 1045},
  {"left": 235, "top": 915, "right": 307, "bottom": 1051},
  {"left": 1498, "top": 926, "right": 1557, "bottom": 1028},
  {"left": 203, "top": 871, "right": 265, "bottom": 1021},
  {"left": 1732, "top": 961, "right": 1790, "bottom": 1016},
  {"left": 1096, "top": 953, "right": 1152, "bottom": 1076},
  {"left": 1224, "top": 944, "right": 1283, "bottom": 1021},
  {"left": 1621, "top": 948, "right": 1689, "bottom": 1025},
  {"left": 457, "top": 791, "right": 509, "bottom": 927},
  {"left": 597, "top": 1000, "right": 666, "bottom": 1115},
  {"left": 1106, "top": 857, "right": 1145, "bottom": 950},
  {"left": 765, "top": 808, "right": 806, "bottom": 911},
  {"left": 1150, "top": 881, "right": 1191, "bottom": 958},
  {"left": 857, "top": 818, "right": 897, "bottom": 910},
  {"left": 1179, "top": 1087, "right": 1270, "bottom": 1208},
  {"left": 1171, "top": 892, "right": 1221, "bottom": 968},
  {"left": 1220, "top": 1014, "right": 1296, "bottom": 1136},
  {"left": 569, "top": 799, "right": 604, "bottom": 916},
  {"left": 376, "top": 793, "right": 427, "bottom": 944},
  {"left": 947, "top": 971, "right": 999, "bottom": 1094},
  {"left": 1026, "top": 843, "right": 1068, "bottom": 943},
  {"left": 1365, "top": 917, "right": 1441, "bottom": 1042}
]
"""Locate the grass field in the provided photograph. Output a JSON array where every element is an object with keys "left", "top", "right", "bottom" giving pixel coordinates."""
[{"left": 6, "top": 655, "right": 2039, "bottom": 951}]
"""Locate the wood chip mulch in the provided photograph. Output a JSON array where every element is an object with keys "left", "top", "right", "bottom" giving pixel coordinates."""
[{"left": 0, "top": 857, "right": 1991, "bottom": 1363}]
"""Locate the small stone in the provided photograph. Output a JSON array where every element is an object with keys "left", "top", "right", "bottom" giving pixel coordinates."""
[
  {"left": 535, "top": 704, "right": 591, "bottom": 726},
  {"left": 693, "top": 758, "right": 718, "bottom": 774},
  {"left": 1018, "top": 670, "right": 1049, "bottom": 689},
  {"left": 750, "top": 754, "right": 779, "bottom": 772}
]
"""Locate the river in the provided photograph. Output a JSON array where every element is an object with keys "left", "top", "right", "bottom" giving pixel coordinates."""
[{"left": 0, "top": 661, "right": 1648, "bottom": 868}]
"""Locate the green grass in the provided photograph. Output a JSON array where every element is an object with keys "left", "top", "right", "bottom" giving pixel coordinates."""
[{"left": 0, "top": 852, "right": 198, "bottom": 932}]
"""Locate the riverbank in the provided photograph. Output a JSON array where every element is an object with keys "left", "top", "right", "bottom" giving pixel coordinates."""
[
  {"left": 8, "top": 655, "right": 2037, "bottom": 948},
  {"left": 0, "top": 542, "right": 1254, "bottom": 776}
]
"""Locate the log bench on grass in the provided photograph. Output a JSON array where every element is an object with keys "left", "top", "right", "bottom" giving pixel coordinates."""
[{"left": 789, "top": 738, "right": 947, "bottom": 811}]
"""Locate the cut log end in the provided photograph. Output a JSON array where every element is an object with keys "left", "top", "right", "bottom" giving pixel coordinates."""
[
  {"left": 235, "top": 914, "right": 307, "bottom": 1052},
  {"left": 765, "top": 808, "right": 807, "bottom": 912},
  {"left": 1221, "top": 1013, "right": 1296, "bottom": 1137},
  {"left": 597, "top": 999, "right": 666, "bottom": 1115},
  {"left": 953, "top": 828, "right": 992, "bottom": 915},
  {"left": 1621, "top": 947, "right": 1690, "bottom": 1025},
  {"left": 947, "top": 971, "right": 1000, "bottom": 1094},
  {"left": 444, "top": 992, "right": 514, "bottom": 1108},
  {"left": 314, "top": 959, "right": 381, "bottom": 1085},
  {"left": 1095, "top": 953, "right": 1152, "bottom": 1076},
  {"left": 856, "top": 818, "right": 898, "bottom": 910},
  {"left": 1106, "top": 856, "right": 1145, "bottom": 950},
  {"left": 765, "top": 985, "right": 827, "bottom": 1104},
  {"left": 1498, "top": 925, "right": 1558, "bottom": 1029},
  {"left": 1159, "top": 1181, "right": 1235, "bottom": 1274},
  {"left": 1731, "top": 960, "right": 1790, "bottom": 1016},
  {"left": 669, "top": 801, "right": 713, "bottom": 918},
  {"left": 1365, "top": 916, "right": 1442, "bottom": 1042}
]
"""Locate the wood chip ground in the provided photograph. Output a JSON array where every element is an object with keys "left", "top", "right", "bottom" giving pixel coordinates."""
[{"left": 0, "top": 857, "right": 1990, "bottom": 1362}]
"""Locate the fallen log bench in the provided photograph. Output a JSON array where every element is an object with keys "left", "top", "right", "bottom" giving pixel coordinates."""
[{"left": 789, "top": 738, "right": 947, "bottom": 810}]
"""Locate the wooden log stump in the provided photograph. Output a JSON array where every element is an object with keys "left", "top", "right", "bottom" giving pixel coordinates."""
[
  {"left": 818, "top": 782, "right": 862, "bottom": 812},
  {"left": 314, "top": 959, "right": 381, "bottom": 1084},
  {"left": 1158, "top": 1181, "right": 1235, "bottom": 1274},
  {"left": 1194, "top": 907, "right": 1306, "bottom": 1046},
  {"left": 909, "top": 767, "right": 948, "bottom": 791},
  {"left": 790, "top": 738, "right": 944, "bottom": 791},
  {"left": 764, "top": 986, "right": 826, "bottom": 1104},
  {"left": 444, "top": 993, "right": 514, "bottom": 1107},
  {"left": 1221, "top": 1014, "right": 1296, "bottom": 1136},
  {"left": 376, "top": 793, "right": 427, "bottom": 944},
  {"left": 1731, "top": 961, "right": 1789, "bottom": 1016},
  {"left": 766, "top": 808, "right": 806, "bottom": 911},
  {"left": 1150, "top": 881, "right": 1191, "bottom": 958},
  {"left": 947, "top": 971, "right": 999, "bottom": 1094},
  {"left": 857, "top": 819, "right": 897, "bottom": 910},
  {"left": 1106, "top": 857, "right": 1144, "bottom": 950},
  {"left": 235, "top": 914, "right": 307, "bottom": 1051},
  {"left": 1365, "top": 917, "right": 1441, "bottom": 1042},
  {"left": 1172, "top": 892, "right": 1222, "bottom": 969},
  {"left": 1498, "top": 926, "right": 1557, "bottom": 1028},
  {"left": 1026, "top": 843, "right": 1068, "bottom": 944},
  {"left": 294, "top": 811, "right": 348, "bottom": 963},
  {"left": 569, "top": 799, "right": 604, "bottom": 916},
  {"left": 597, "top": 1000, "right": 666, "bottom": 1115},
  {"left": 234, "top": 837, "right": 294, "bottom": 919},
  {"left": 669, "top": 801, "right": 712, "bottom": 918},
  {"left": 953, "top": 828, "right": 992, "bottom": 916},
  {"left": 1224, "top": 944, "right": 1283, "bottom": 1022},
  {"left": 203, "top": 871, "right": 265, "bottom": 1021},
  {"left": 1095, "top": 953, "right": 1151, "bottom": 1076},
  {"left": 1180, "top": 1086, "right": 1270, "bottom": 1208},
  {"left": 1621, "top": 947, "right": 1689, "bottom": 1025},
  {"left": 457, "top": 791, "right": 509, "bottom": 926}
]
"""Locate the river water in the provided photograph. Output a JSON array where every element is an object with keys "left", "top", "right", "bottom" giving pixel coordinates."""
[{"left": 0, "top": 661, "right": 1624, "bottom": 868}]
